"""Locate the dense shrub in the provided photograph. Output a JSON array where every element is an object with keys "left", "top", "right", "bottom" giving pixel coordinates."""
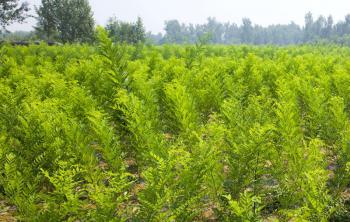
[{"left": 1, "top": 32, "right": 350, "bottom": 221}]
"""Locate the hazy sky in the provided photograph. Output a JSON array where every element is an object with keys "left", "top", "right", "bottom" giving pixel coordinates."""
[{"left": 8, "top": 0, "right": 350, "bottom": 33}]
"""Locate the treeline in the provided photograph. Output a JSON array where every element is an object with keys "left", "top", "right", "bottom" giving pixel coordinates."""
[
  {"left": 150, "top": 13, "right": 350, "bottom": 45},
  {"left": 2, "top": 0, "right": 350, "bottom": 45}
]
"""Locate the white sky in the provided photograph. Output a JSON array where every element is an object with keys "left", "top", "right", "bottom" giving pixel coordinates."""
[{"left": 8, "top": 0, "right": 350, "bottom": 33}]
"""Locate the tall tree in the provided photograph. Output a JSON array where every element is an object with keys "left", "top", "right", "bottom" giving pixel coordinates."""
[
  {"left": 164, "top": 20, "right": 186, "bottom": 43},
  {"left": 35, "top": 0, "right": 57, "bottom": 41},
  {"left": 324, "top": 15, "right": 334, "bottom": 38},
  {"left": 134, "top": 17, "right": 146, "bottom": 43},
  {"left": 57, "top": 0, "right": 95, "bottom": 43},
  {"left": 35, "top": 0, "right": 95, "bottom": 43},
  {"left": 223, "top": 22, "right": 240, "bottom": 44},
  {"left": 241, "top": 18, "right": 253, "bottom": 43},
  {"left": 205, "top": 17, "right": 224, "bottom": 43},
  {"left": 105, "top": 16, "right": 120, "bottom": 42},
  {"left": 0, "top": 0, "right": 29, "bottom": 29},
  {"left": 304, "top": 12, "right": 314, "bottom": 42},
  {"left": 314, "top": 15, "right": 326, "bottom": 38},
  {"left": 343, "top": 14, "right": 350, "bottom": 35}
]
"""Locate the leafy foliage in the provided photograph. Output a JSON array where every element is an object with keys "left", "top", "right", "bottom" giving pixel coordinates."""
[
  {"left": 1, "top": 30, "right": 350, "bottom": 221},
  {"left": 0, "top": 0, "right": 29, "bottom": 29}
]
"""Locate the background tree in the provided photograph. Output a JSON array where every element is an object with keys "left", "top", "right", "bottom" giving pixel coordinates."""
[
  {"left": 163, "top": 20, "right": 186, "bottom": 43},
  {"left": 105, "top": 16, "right": 121, "bottom": 42},
  {"left": 35, "top": 0, "right": 57, "bottom": 41},
  {"left": 134, "top": 17, "right": 145, "bottom": 43},
  {"left": 105, "top": 16, "right": 146, "bottom": 44},
  {"left": 35, "top": 0, "right": 95, "bottom": 43},
  {"left": 303, "top": 12, "right": 314, "bottom": 42},
  {"left": 335, "top": 14, "right": 350, "bottom": 36},
  {"left": 324, "top": 15, "right": 334, "bottom": 38},
  {"left": 314, "top": 15, "right": 326, "bottom": 38},
  {"left": 223, "top": 22, "right": 240, "bottom": 44},
  {"left": 57, "top": 0, "right": 95, "bottom": 43},
  {"left": 0, "top": 30, "right": 34, "bottom": 41},
  {"left": 204, "top": 17, "right": 224, "bottom": 43},
  {"left": 0, "top": 0, "right": 29, "bottom": 30},
  {"left": 241, "top": 18, "right": 253, "bottom": 43}
]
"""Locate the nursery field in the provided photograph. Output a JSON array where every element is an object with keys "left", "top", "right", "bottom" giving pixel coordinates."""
[{"left": 1, "top": 30, "right": 350, "bottom": 221}]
